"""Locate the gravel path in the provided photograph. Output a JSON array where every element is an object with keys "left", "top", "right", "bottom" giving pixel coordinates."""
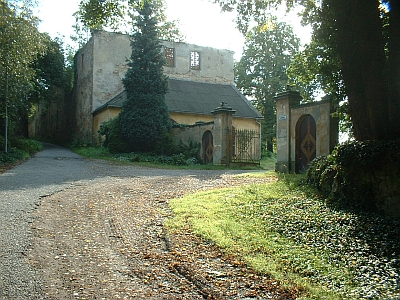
[{"left": 1, "top": 144, "right": 298, "bottom": 299}]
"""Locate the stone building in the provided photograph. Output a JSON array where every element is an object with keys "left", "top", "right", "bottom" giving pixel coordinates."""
[{"left": 71, "top": 30, "right": 262, "bottom": 164}]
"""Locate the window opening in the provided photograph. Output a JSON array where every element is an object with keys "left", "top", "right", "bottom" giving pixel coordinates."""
[
  {"left": 190, "top": 51, "right": 200, "bottom": 70},
  {"left": 165, "top": 47, "right": 175, "bottom": 67}
]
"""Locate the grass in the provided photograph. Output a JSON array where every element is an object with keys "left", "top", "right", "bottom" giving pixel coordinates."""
[
  {"left": 167, "top": 171, "right": 400, "bottom": 299},
  {"left": 71, "top": 146, "right": 112, "bottom": 159},
  {"left": 71, "top": 146, "right": 272, "bottom": 170}
]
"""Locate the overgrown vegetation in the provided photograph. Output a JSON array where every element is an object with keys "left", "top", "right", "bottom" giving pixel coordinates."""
[
  {"left": 307, "top": 140, "right": 400, "bottom": 215},
  {"left": 72, "top": 139, "right": 202, "bottom": 167},
  {"left": 0, "top": 137, "right": 42, "bottom": 170},
  {"left": 167, "top": 172, "right": 400, "bottom": 299}
]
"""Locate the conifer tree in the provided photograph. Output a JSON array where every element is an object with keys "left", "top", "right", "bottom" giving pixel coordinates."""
[{"left": 119, "top": 1, "right": 171, "bottom": 152}]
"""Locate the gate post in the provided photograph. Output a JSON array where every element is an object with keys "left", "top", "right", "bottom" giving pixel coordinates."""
[
  {"left": 274, "top": 89, "right": 302, "bottom": 173},
  {"left": 212, "top": 102, "right": 235, "bottom": 166}
]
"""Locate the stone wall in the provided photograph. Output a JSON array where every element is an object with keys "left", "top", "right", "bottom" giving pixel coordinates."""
[{"left": 170, "top": 122, "right": 214, "bottom": 163}]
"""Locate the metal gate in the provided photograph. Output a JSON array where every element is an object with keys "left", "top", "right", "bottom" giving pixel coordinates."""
[{"left": 231, "top": 128, "right": 261, "bottom": 164}]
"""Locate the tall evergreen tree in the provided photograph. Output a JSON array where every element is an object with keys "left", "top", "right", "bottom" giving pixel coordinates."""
[{"left": 119, "top": 0, "right": 171, "bottom": 152}]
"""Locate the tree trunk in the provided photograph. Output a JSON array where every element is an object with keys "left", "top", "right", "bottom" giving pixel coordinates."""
[
  {"left": 387, "top": 0, "right": 400, "bottom": 139},
  {"left": 330, "top": 0, "right": 397, "bottom": 141}
]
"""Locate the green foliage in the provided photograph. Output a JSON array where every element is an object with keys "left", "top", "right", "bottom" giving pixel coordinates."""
[
  {"left": 260, "top": 150, "right": 276, "bottom": 170},
  {"left": 307, "top": 140, "right": 400, "bottom": 213},
  {"left": 235, "top": 18, "right": 299, "bottom": 151},
  {"left": 0, "top": 148, "right": 29, "bottom": 164},
  {"left": 0, "top": 1, "right": 47, "bottom": 137},
  {"left": 168, "top": 173, "right": 400, "bottom": 299},
  {"left": 71, "top": 146, "right": 110, "bottom": 158},
  {"left": 98, "top": 117, "right": 130, "bottom": 154},
  {"left": 74, "top": 0, "right": 185, "bottom": 46},
  {"left": 99, "top": 116, "right": 201, "bottom": 162},
  {"left": 119, "top": 1, "right": 171, "bottom": 153},
  {"left": 215, "top": 0, "right": 400, "bottom": 141},
  {"left": 0, "top": 137, "right": 41, "bottom": 166},
  {"left": 77, "top": 0, "right": 124, "bottom": 30},
  {"left": 9, "top": 137, "right": 42, "bottom": 154},
  {"left": 30, "top": 36, "right": 72, "bottom": 106},
  {"left": 176, "top": 139, "right": 201, "bottom": 161},
  {"left": 112, "top": 151, "right": 199, "bottom": 166}
]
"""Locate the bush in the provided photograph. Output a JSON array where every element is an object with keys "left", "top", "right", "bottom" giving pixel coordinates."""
[
  {"left": 174, "top": 140, "right": 201, "bottom": 161},
  {"left": 0, "top": 148, "right": 30, "bottom": 164},
  {"left": 112, "top": 152, "right": 199, "bottom": 166},
  {"left": 307, "top": 140, "right": 400, "bottom": 214},
  {"left": 98, "top": 117, "right": 130, "bottom": 154},
  {"left": 154, "top": 132, "right": 176, "bottom": 156},
  {"left": 9, "top": 138, "right": 42, "bottom": 154}
]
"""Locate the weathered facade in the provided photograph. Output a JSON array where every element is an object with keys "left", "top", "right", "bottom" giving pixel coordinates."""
[
  {"left": 72, "top": 30, "right": 262, "bottom": 164},
  {"left": 275, "top": 90, "right": 339, "bottom": 173}
]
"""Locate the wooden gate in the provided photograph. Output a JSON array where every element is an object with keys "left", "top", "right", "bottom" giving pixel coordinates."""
[
  {"left": 296, "top": 115, "right": 316, "bottom": 172},
  {"left": 202, "top": 130, "right": 213, "bottom": 164}
]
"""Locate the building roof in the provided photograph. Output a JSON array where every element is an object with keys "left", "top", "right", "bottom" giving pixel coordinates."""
[{"left": 93, "top": 78, "right": 262, "bottom": 119}]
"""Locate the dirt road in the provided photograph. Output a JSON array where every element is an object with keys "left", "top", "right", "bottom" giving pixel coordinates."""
[{"left": 1, "top": 144, "right": 298, "bottom": 299}]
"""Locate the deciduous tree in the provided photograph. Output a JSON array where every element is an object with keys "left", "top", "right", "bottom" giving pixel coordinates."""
[
  {"left": 73, "top": 0, "right": 185, "bottom": 47},
  {"left": 0, "top": 0, "right": 46, "bottom": 138},
  {"left": 235, "top": 18, "right": 299, "bottom": 152},
  {"left": 213, "top": 0, "right": 400, "bottom": 141}
]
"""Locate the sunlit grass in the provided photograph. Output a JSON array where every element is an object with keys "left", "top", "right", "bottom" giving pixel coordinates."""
[
  {"left": 71, "top": 146, "right": 265, "bottom": 170},
  {"left": 167, "top": 173, "right": 400, "bottom": 299},
  {"left": 72, "top": 146, "right": 111, "bottom": 158}
]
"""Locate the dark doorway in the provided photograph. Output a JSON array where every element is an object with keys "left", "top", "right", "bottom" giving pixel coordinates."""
[
  {"left": 202, "top": 130, "right": 213, "bottom": 164},
  {"left": 296, "top": 115, "right": 316, "bottom": 172}
]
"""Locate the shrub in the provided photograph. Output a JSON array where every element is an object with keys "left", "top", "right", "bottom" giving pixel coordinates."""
[
  {"left": 98, "top": 117, "right": 130, "bottom": 154},
  {"left": 174, "top": 140, "right": 201, "bottom": 161},
  {"left": 0, "top": 148, "right": 29, "bottom": 164},
  {"left": 9, "top": 138, "right": 42, "bottom": 154},
  {"left": 307, "top": 140, "right": 400, "bottom": 214}
]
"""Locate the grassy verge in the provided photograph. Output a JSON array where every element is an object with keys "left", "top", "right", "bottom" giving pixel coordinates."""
[
  {"left": 71, "top": 146, "right": 271, "bottom": 170},
  {"left": 166, "top": 172, "right": 400, "bottom": 299}
]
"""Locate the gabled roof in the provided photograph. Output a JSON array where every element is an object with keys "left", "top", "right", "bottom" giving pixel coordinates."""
[{"left": 93, "top": 78, "right": 262, "bottom": 119}]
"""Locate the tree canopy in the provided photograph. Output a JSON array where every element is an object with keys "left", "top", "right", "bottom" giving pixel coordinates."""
[
  {"left": 214, "top": 0, "right": 400, "bottom": 141},
  {"left": 0, "top": 1, "right": 47, "bottom": 138},
  {"left": 235, "top": 18, "right": 300, "bottom": 151},
  {"left": 73, "top": 0, "right": 185, "bottom": 47}
]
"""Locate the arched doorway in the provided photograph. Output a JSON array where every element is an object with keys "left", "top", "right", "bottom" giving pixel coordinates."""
[
  {"left": 202, "top": 130, "right": 213, "bottom": 164},
  {"left": 296, "top": 114, "right": 316, "bottom": 173}
]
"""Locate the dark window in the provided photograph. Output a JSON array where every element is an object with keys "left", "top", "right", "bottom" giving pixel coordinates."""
[
  {"left": 190, "top": 51, "right": 200, "bottom": 70},
  {"left": 165, "top": 47, "right": 175, "bottom": 67}
]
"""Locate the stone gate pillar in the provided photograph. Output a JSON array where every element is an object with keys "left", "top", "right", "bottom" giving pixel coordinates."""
[
  {"left": 274, "top": 89, "right": 302, "bottom": 173},
  {"left": 212, "top": 102, "right": 235, "bottom": 166}
]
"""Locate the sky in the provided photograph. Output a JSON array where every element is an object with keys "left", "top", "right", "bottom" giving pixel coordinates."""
[{"left": 34, "top": 0, "right": 311, "bottom": 61}]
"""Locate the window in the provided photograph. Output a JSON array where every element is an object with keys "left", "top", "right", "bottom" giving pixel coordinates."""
[
  {"left": 190, "top": 51, "right": 200, "bottom": 70},
  {"left": 165, "top": 47, "right": 175, "bottom": 67}
]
